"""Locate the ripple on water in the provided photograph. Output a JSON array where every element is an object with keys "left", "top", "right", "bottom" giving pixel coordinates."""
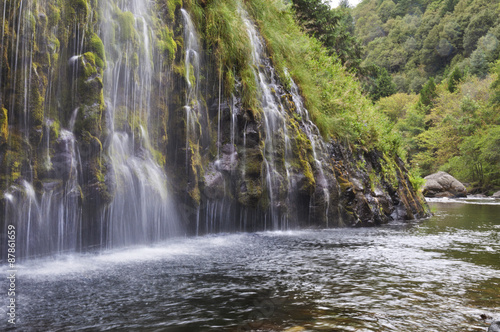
[{"left": 1, "top": 203, "right": 499, "bottom": 331}]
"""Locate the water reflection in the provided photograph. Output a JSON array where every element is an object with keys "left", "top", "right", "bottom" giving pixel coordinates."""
[{"left": 1, "top": 202, "right": 499, "bottom": 331}]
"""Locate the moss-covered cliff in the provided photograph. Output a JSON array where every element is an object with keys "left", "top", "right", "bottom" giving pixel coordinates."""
[{"left": 0, "top": 0, "right": 429, "bottom": 258}]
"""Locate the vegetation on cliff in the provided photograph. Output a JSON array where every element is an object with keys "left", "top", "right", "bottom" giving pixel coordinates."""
[
  {"left": 349, "top": 0, "right": 500, "bottom": 192},
  {"left": 0, "top": 0, "right": 429, "bottom": 242}
]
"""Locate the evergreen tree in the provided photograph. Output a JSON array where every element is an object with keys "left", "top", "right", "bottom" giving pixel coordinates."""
[
  {"left": 419, "top": 77, "right": 437, "bottom": 108},
  {"left": 292, "top": 0, "right": 363, "bottom": 73},
  {"left": 447, "top": 67, "right": 462, "bottom": 93},
  {"left": 370, "top": 67, "right": 397, "bottom": 101}
]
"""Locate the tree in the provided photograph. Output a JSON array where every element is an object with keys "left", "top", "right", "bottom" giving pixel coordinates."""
[
  {"left": 419, "top": 77, "right": 437, "bottom": 108},
  {"left": 361, "top": 64, "right": 397, "bottom": 101},
  {"left": 469, "top": 49, "right": 489, "bottom": 78},
  {"left": 292, "top": 0, "right": 363, "bottom": 73},
  {"left": 447, "top": 67, "right": 462, "bottom": 93}
]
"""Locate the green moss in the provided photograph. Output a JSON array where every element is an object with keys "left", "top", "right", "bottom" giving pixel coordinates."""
[
  {"left": 81, "top": 52, "right": 97, "bottom": 77},
  {"left": 288, "top": 120, "right": 315, "bottom": 193},
  {"left": 0, "top": 134, "right": 29, "bottom": 188},
  {"left": 0, "top": 108, "right": 8, "bottom": 145},
  {"left": 245, "top": 148, "right": 264, "bottom": 178},
  {"left": 166, "top": 0, "right": 182, "bottom": 20},
  {"left": 48, "top": 4, "right": 61, "bottom": 28},
  {"left": 49, "top": 120, "right": 60, "bottom": 140},
  {"left": 116, "top": 10, "right": 136, "bottom": 42},
  {"left": 70, "top": 0, "right": 88, "bottom": 17},
  {"left": 30, "top": 73, "right": 44, "bottom": 127},
  {"left": 205, "top": 0, "right": 258, "bottom": 109},
  {"left": 174, "top": 63, "right": 186, "bottom": 78},
  {"left": 89, "top": 33, "right": 106, "bottom": 69},
  {"left": 157, "top": 27, "right": 177, "bottom": 64}
]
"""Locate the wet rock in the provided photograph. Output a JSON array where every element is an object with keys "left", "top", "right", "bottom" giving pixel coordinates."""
[
  {"left": 216, "top": 144, "right": 238, "bottom": 173},
  {"left": 50, "top": 130, "right": 78, "bottom": 182},
  {"left": 489, "top": 317, "right": 500, "bottom": 332},
  {"left": 423, "top": 171, "right": 467, "bottom": 198},
  {"left": 204, "top": 164, "right": 225, "bottom": 200},
  {"left": 492, "top": 191, "right": 500, "bottom": 198}
]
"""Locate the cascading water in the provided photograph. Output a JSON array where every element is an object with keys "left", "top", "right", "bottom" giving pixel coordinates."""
[
  {"left": 1, "top": 0, "right": 180, "bottom": 259},
  {"left": 181, "top": 9, "right": 203, "bottom": 169},
  {"left": 101, "top": 0, "right": 179, "bottom": 248},
  {"left": 285, "top": 70, "right": 333, "bottom": 226},
  {"left": 0, "top": 0, "right": 428, "bottom": 262},
  {"left": 1, "top": 0, "right": 84, "bottom": 259},
  {"left": 3, "top": 128, "right": 83, "bottom": 258},
  {"left": 240, "top": 6, "right": 292, "bottom": 229}
]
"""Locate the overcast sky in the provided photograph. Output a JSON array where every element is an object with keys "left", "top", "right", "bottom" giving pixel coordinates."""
[{"left": 327, "top": 0, "right": 363, "bottom": 8}]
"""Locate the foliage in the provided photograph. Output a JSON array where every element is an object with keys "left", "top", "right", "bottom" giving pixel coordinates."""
[
  {"left": 418, "top": 77, "right": 437, "bottom": 108},
  {"left": 362, "top": 65, "right": 397, "bottom": 101},
  {"left": 379, "top": 67, "right": 500, "bottom": 190},
  {"left": 447, "top": 67, "right": 462, "bottom": 93},
  {"left": 291, "top": 0, "right": 363, "bottom": 73},
  {"left": 376, "top": 93, "right": 418, "bottom": 122},
  {"left": 204, "top": 0, "right": 257, "bottom": 109},
  {"left": 245, "top": 0, "right": 401, "bottom": 152},
  {"left": 354, "top": 0, "right": 500, "bottom": 94}
]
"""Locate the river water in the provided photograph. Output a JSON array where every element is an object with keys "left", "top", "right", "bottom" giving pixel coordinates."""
[{"left": 1, "top": 199, "right": 499, "bottom": 331}]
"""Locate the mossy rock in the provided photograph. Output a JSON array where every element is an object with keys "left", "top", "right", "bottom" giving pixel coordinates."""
[
  {"left": 238, "top": 178, "right": 262, "bottom": 207},
  {"left": 158, "top": 27, "right": 176, "bottom": 64},
  {"left": 116, "top": 10, "right": 136, "bottom": 42},
  {"left": 0, "top": 108, "right": 8, "bottom": 146},
  {"left": 79, "top": 131, "right": 102, "bottom": 158},
  {"left": 64, "top": 0, "right": 89, "bottom": 24},
  {"left": 47, "top": 4, "right": 61, "bottom": 28},
  {"left": 80, "top": 52, "right": 98, "bottom": 78},
  {"left": 70, "top": 0, "right": 89, "bottom": 17},
  {"left": 244, "top": 148, "right": 263, "bottom": 178},
  {"left": 29, "top": 125, "right": 44, "bottom": 146},
  {"left": 48, "top": 120, "right": 60, "bottom": 140},
  {"left": 88, "top": 33, "right": 106, "bottom": 69},
  {"left": 167, "top": 0, "right": 182, "bottom": 20},
  {"left": 74, "top": 104, "right": 102, "bottom": 138}
]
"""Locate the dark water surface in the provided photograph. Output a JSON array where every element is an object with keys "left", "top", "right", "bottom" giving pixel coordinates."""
[{"left": 1, "top": 199, "right": 499, "bottom": 331}]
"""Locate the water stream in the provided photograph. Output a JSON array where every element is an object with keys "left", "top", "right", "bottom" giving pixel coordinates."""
[
  {"left": 240, "top": 7, "right": 292, "bottom": 230},
  {"left": 101, "top": 0, "right": 179, "bottom": 248},
  {"left": 1, "top": 200, "right": 498, "bottom": 331}
]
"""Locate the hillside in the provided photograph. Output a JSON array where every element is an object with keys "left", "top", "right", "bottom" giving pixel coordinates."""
[
  {"left": 352, "top": 0, "right": 500, "bottom": 191},
  {"left": 354, "top": 0, "right": 500, "bottom": 92}
]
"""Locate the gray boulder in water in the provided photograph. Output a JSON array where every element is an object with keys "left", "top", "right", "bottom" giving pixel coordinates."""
[
  {"left": 489, "top": 317, "right": 500, "bottom": 332},
  {"left": 422, "top": 171, "right": 467, "bottom": 198},
  {"left": 492, "top": 191, "right": 500, "bottom": 198}
]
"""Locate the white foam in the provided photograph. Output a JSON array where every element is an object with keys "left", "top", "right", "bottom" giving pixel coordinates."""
[{"left": 426, "top": 197, "right": 500, "bottom": 205}]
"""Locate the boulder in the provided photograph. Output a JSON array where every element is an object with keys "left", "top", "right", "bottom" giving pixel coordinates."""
[
  {"left": 489, "top": 317, "right": 500, "bottom": 332},
  {"left": 422, "top": 171, "right": 467, "bottom": 198},
  {"left": 492, "top": 191, "right": 500, "bottom": 199}
]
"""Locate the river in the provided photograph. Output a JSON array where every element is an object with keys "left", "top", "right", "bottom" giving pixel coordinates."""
[{"left": 1, "top": 199, "right": 499, "bottom": 331}]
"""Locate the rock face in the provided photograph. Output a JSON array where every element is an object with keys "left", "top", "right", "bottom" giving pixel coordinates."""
[
  {"left": 489, "top": 317, "right": 500, "bottom": 332},
  {"left": 423, "top": 172, "right": 467, "bottom": 198},
  {"left": 0, "top": 0, "right": 430, "bottom": 259},
  {"left": 492, "top": 191, "right": 500, "bottom": 198}
]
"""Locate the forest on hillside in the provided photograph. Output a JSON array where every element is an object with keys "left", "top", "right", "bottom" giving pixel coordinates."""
[{"left": 293, "top": 0, "right": 500, "bottom": 192}]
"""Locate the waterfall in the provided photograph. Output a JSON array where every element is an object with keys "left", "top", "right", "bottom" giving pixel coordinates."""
[
  {"left": 1, "top": 0, "right": 84, "bottom": 259},
  {"left": 3, "top": 129, "right": 82, "bottom": 258},
  {"left": 239, "top": 6, "right": 292, "bottom": 229},
  {"left": 285, "top": 70, "right": 332, "bottom": 226},
  {"left": 2, "top": 0, "right": 180, "bottom": 260},
  {"left": 102, "top": 0, "right": 179, "bottom": 248},
  {"left": 181, "top": 9, "right": 203, "bottom": 170}
]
